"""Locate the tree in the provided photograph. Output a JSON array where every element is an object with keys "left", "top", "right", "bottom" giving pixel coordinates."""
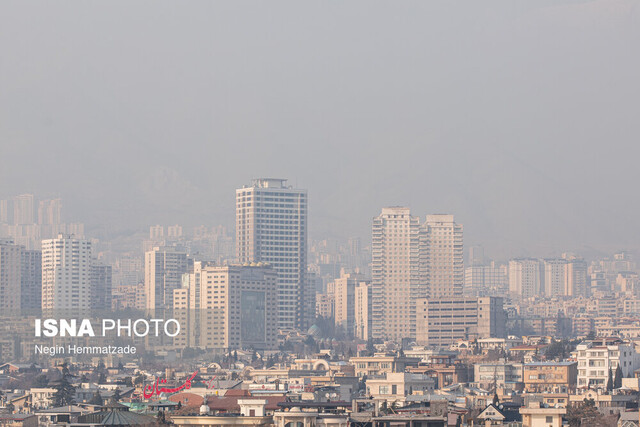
[
  {"left": 98, "top": 372, "right": 107, "bottom": 384},
  {"left": 565, "top": 399, "right": 604, "bottom": 427},
  {"left": 112, "top": 389, "right": 121, "bottom": 402},
  {"left": 614, "top": 365, "right": 623, "bottom": 389},
  {"left": 88, "top": 391, "right": 103, "bottom": 405},
  {"left": 586, "top": 330, "right": 596, "bottom": 340},
  {"left": 607, "top": 367, "right": 614, "bottom": 392},
  {"left": 52, "top": 375, "right": 76, "bottom": 407},
  {"left": 33, "top": 374, "right": 49, "bottom": 387}
]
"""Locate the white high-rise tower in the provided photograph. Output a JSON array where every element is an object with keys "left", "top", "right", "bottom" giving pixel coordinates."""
[
  {"left": 236, "top": 178, "right": 308, "bottom": 331},
  {"left": 41, "top": 234, "right": 92, "bottom": 312}
]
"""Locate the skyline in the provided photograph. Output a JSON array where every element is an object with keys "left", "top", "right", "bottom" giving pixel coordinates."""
[{"left": 2, "top": 1, "right": 640, "bottom": 258}]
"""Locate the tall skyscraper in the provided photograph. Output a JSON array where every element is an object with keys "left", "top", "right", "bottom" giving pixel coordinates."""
[
  {"left": 371, "top": 208, "right": 464, "bottom": 340},
  {"left": 41, "top": 234, "right": 92, "bottom": 312},
  {"left": 21, "top": 249, "right": 42, "bottom": 311},
  {"left": 424, "top": 214, "right": 464, "bottom": 297},
  {"left": 0, "top": 239, "right": 22, "bottom": 312},
  {"left": 13, "top": 194, "right": 34, "bottom": 225},
  {"left": 332, "top": 271, "right": 366, "bottom": 336},
  {"left": 236, "top": 178, "right": 308, "bottom": 331},
  {"left": 0, "top": 200, "right": 8, "bottom": 223},
  {"left": 564, "top": 255, "right": 588, "bottom": 297},
  {"left": 544, "top": 258, "right": 567, "bottom": 297},
  {"left": 371, "top": 207, "right": 423, "bottom": 341},
  {"left": 91, "top": 261, "right": 112, "bottom": 310},
  {"left": 144, "top": 246, "right": 190, "bottom": 311},
  {"left": 508, "top": 258, "right": 542, "bottom": 298},
  {"left": 173, "top": 263, "right": 278, "bottom": 352},
  {"left": 37, "top": 199, "right": 62, "bottom": 225},
  {"left": 355, "top": 281, "right": 372, "bottom": 341}
]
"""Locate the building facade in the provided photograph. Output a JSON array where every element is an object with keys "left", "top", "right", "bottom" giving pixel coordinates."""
[
  {"left": 416, "top": 297, "right": 506, "bottom": 346},
  {"left": 41, "top": 234, "right": 92, "bottom": 312},
  {"left": 173, "top": 263, "right": 278, "bottom": 352},
  {"left": 236, "top": 178, "right": 308, "bottom": 331}
]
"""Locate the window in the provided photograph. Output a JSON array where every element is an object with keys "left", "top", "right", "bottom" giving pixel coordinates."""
[{"left": 546, "top": 416, "right": 553, "bottom": 423}]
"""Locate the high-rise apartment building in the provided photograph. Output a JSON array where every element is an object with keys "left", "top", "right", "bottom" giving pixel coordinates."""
[
  {"left": 0, "top": 239, "right": 22, "bottom": 311},
  {"left": 236, "top": 178, "right": 308, "bottom": 331},
  {"left": 509, "top": 258, "right": 542, "bottom": 298},
  {"left": 0, "top": 200, "right": 8, "bottom": 224},
  {"left": 424, "top": 214, "right": 464, "bottom": 297},
  {"left": 13, "top": 194, "right": 34, "bottom": 225},
  {"left": 564, "top": 255, "right": 588, "bottom": 297},
  {"left": 332, "top": 272, "right": 366, "bottom": 336},
  {"left": 173, "top": 263, "right": 278, "bottom": 352},
  {"left": 464, "top": 262, "right": 508, "bottom": 296},
  {"left": 21, "top": 249, "right": 42, "bottom": 311},
  {"left": 355, "top": 281, "right": 372, "bottom": 341},
  {"left": 544, "top": 259, "right": 567, "bottom": 297},
  {"left": 91, "top": 261, "right": 112, "bottom": 310},
  {"left": 144, "top": 246, "right": 190, "bottom": 311},
  {"left": 416, "top": 297, "right": 505, "bottom": 346},
  {"left": 371, "top": 207, "right": 424, "bottom": 341},
  {"left": 371, "top": 208, "right": 464, "bottom": 341},
  {"left": 37, "top": 199, "right": 62, "bottom": 225},
  {"left": 41, "top": 234, "right": 92, "bottom": 312}
]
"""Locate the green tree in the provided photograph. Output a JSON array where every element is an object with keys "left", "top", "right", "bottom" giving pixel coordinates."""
[
  {"left": 586, "top": 330, "right": 596, "bottom": 340},
  {"left": 52, "top": 375, "right": 76, "bottom": 407},
  {"left": 33, "top": 374, "right": 49, "bottom": 387},
  {"left": 614, "top": 365, "right": 623, "bottom": 389},
  {"left": 607, "top": 367, "right": 614, "bottom": 392},
  {"left": 88, "top": 391, "right": 103, "bottom": 405}
]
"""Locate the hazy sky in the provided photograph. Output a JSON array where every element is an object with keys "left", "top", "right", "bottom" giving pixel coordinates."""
[{"left": 1, "top": 0, "right": 639, "bottom": 258}]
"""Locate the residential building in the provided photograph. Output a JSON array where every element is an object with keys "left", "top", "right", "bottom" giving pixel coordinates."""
[
  {"left": 366, "top": 373, "right": 435, "bottom": 403},
  {"left": 41, "top": 234, "right": 92, "bottom": 312},
  {"left": 236, "top": 178, "right": 308, "bottom": 330},
  {"left": 423, "top": 214, "right": 464, "bottom": 298},
  {"left": 355, "top": 281, "right": 372, "bottom": 340},
  {"left": 509, "top": 259, "right": 542, "bottom": 298},
  {"left": 90, "top": 261, "right": 112, "bottom": 310},
  {"left": 523, "top": 362, "right": 577, "bottom": 393},
  {"left": 371, "top": 207, "right": 423, "bottom": 341},
  {"left": 416, "top": 297, "right": 506, "bottom": 346},
  {"left": 332, "top": 272, "right": 366, "bottom": 336},
  {"left": 576, "top": 338, "right": 640, "bottom": 389},
  {"left": 173, "top": 263, "right": 278, "bottom": 352},
  {"left": 0, "top": 238, "right": 22, "bottom": 312},
  {"left": 144, "top": 246, "right": 190, "bottom": 311}
]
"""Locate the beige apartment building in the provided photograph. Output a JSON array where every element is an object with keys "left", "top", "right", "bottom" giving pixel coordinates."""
[
  {"left": 173, "top": 263, "right": 278, "bottom": 352},
  {"left": 416, "top": 297, "right": 506, "bottom": 346},
  {"left": 371, "top": 208, "right": 463, "bottom": 341},
  {"left": 355, "top": 281, "right": 372, "bottom": 340}
]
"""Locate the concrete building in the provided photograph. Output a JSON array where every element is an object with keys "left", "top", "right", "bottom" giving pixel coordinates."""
[
  {"left": 543, "top": 259, "right": 567, "bottom": 297},
  {"left": 332, "top": 272, "right": 366, "bottom": 336},
  {"left": 355, "top": 281, "right": 372, "bottom": 340},
  {"left": 509, "top": 259, "right": 542, "bottom": 298},
  {"left": 520, "top": 402, "right": 565, "bottom": 427},
  {"left": 37, "top": 199, "right": 62, "bottom": 226},
  {"left": 144, "top": 246, "right": 190, "bottom": 311},
  {"left": 316, "top": 293, "right": 334, "bottom": 319},
  {"left": 416, "top": 297, "right": 506, "bottom": 346},
  {"left": 173, "top": 263, "right": 278, "bottom": 352},
  {"left": 564, "top": 256, "right": 588, "bottom": 297},
  {"left": 371, "top": 207, "right": 423, "bottom": 341},
  {"left": 12, "top": 194, "right": 34, "bottom": 225},
  {"left": 464, "top": 262, "right": 508, "bottom": 296},
  {"left": 366, "top": 373, "right": 435, "bottom": 403},
  {"left": 41, "top": 234, "right": 92, "bottom": 312},
  {"left": 474, "top": 362, "right": 523, "bottom": 391},
  {"left": 236, "top": 178, "right": 308, "bottom": 331},
  {"left": 90, "top": 261, "right": 112, "bottom": 310},
  {"left": 523, "top": 361, "right": 577, "bottom": 393},
  {"left": 576, "top": 338, "right": 640, "bottom": 389},
  {"left": 20, "top": 248, "right": 42, "bottom": 311},
  {"left": 423, "top": 214, "right": 464, "bottom": 298},
  {"left": 0, "top": 238, "right": 22, "bottom": 312}
]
